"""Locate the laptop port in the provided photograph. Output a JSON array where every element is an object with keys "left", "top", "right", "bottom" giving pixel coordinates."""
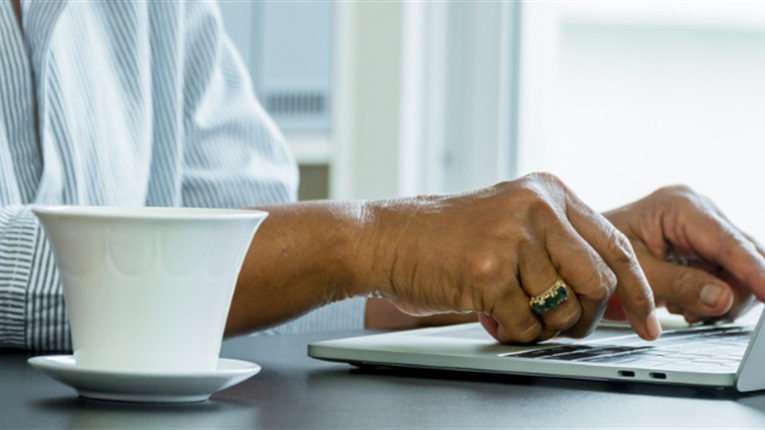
[
  {"left": 618, "top": 370, "right": 635, "bottom": 377},
  {"left": 650, "top": 372, "right": 667, "bottom": 380}
]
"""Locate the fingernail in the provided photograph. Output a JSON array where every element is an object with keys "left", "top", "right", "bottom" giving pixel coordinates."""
[
  {"left": 700, "top": 284, "right": 723, "bottom": 307},
  {"left": 646, "top": 310, "right": 662, "bottom": 340}
]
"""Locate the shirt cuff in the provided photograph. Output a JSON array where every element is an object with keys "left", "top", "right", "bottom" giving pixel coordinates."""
[
  {"left": 0, "top": 208, "right": 38, "bottom": 348},
  {"left": 254, "top": 296, "right": 368, "bottom": 336},
  {"left": 0, "top": 207, "right": 69, "bottom": 351}
]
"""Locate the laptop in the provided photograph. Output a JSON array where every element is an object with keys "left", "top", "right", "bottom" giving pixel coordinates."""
[{"left": 308, "top": 307, "right": 765, "bottom": 392}]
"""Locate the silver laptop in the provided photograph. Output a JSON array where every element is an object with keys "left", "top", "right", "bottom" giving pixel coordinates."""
[{"left": 309, "top": 308, "right": 765, "bottom": 392}]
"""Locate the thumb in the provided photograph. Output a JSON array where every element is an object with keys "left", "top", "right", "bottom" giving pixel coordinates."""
[{"left": 646, "top": 258, "right": 734, "bottom": 318}]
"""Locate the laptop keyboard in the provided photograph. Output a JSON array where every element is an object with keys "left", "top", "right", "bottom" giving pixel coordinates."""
[{"left": 503, "top": 325, "right": 752, "bottom": 370}]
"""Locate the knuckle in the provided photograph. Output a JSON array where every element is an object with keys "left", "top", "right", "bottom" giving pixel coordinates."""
[
  {"left": 587, "top": 277, "right": 613, "bottom": 303},
  {"left": 576, "top": 259, "right": 617, "bottom": 301},
  {"left": 463, "top": 250, "right": 504, "bottom": 286},
  {"left": 658, "top": 184, "right": 695, "bottom": 198},
  {"left": 492, "top": 180, "right": 514, "bottom": 195},
  {"left": 606, "top": 228, "right": 638, "bottom": 268},
  {"left": 513, "top": 229, "right": 535, "bottom": 249},
  {"left": 512, "top": 187, "right": 561, "bottom": 224},
  {"left": 716, "top": 228, "right": 752, "bottom": 261},
  {"left": 516, "top": 172, "right": 562, "bottom": 194},
  {"left": 509, "top": 174, "right": 569, "bottom": 223},
  {"left": 602, "top": 267, "right": 618, "bottom": 294},
  {"left": 525, "top": 196, "right": 559, "bottom": 221},
  {"left": 653, "top": 184, "right": 707, "bottom": 211},
  {"left": 527, "top": 171, "right": 563, "bottom": 188}
]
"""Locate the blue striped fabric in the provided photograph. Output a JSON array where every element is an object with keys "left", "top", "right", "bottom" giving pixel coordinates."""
[{"left": 0, "top": 0, "right": 366, "bottom": 351}]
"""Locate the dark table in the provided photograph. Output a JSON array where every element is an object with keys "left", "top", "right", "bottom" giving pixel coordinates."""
[{"left": 5, "top": 330, "right": 765, "bottom": 429}]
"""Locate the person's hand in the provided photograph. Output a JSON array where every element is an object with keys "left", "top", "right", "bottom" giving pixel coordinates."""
[
  {"left": 360, "top": 173, "right": 661, "bottom": 344},
  {"left": 604, "top": 185, "right": 765, "bottom": 323}
]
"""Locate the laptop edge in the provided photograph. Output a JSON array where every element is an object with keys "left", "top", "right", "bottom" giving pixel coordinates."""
[{"left": 310, "top": 311, "right": 765, "bottom": 391}]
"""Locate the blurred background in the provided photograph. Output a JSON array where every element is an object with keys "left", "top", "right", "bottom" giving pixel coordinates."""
[{"left": 219, "top": 1, "right": 765, "bottom": 242}]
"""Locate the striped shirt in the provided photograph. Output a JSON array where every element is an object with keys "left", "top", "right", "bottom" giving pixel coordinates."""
[{"left": 0, "top": 0, "right": 365, "bottom": 351}]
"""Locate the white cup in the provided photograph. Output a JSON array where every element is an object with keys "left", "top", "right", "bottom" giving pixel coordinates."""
[{"left": 33, "top": 206, "right": 267, "bottom": 373}]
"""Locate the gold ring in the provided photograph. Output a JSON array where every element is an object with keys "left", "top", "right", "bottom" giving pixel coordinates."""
[{"left": 529, "top": 277, "right": 569, "bottom": 315}]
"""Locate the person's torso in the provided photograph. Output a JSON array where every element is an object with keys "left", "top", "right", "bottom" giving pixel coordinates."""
[{"left": 0, "top": 1, "right": 189, "bottom": 207}]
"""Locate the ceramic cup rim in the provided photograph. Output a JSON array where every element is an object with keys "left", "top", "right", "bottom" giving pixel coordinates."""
[{"left": 32, "top": 205, "right": 268, "bottom": 222}]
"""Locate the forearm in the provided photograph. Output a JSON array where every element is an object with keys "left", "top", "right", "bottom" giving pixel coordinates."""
[{"left": 225, "top": 200, "right": 374, "bottom": 336}]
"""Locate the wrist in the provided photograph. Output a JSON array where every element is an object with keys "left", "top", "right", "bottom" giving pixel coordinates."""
[
  {"left": 309, "top": 201, "right": 377, "bottom": 302},
  {"left": 345, "top": 199, "right": 395, "bottom": 299},
  {"left": 354, "top": 197, "right": 428, "bottom": 300}
]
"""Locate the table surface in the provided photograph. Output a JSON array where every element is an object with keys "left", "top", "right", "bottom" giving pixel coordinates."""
[{"left": 5, "top": 329, "right": 765, "bottom": 429}]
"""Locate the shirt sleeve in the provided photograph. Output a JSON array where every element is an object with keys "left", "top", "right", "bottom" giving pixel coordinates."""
[
  {"left": 180, "top": 1, "right": 298, "bottom": 208},
  {"left": 0, "top": 206, "right": 69, "bottom": 351},
  {"left": 180, "top": 2, "right": 368, "bottom": 335}
]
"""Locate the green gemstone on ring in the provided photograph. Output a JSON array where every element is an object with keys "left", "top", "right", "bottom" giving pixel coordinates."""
[
  {"left": 544, "top": 294, "right": 556, "bottom": 307},
  {"left": 532, "top": 303, "right": 546, "bottom": 314},
  {"left": 530, "top": 280, "right": 570, "bottom": 314},
  {"left": 550, "top": 286, "right": 568, "bottom": 309}
]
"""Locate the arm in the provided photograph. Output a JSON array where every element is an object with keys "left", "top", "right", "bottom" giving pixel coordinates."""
[
  {"left": 180, "top": 4, "right": 658, "bottom": 342},
  {"left": 227, "top": 201, "right": 480, "bottom": 334},
  {"left": 226, "top": 202, "right": 364, "bottom": 335},
  {"left": 227, "top": 174, "right": 662, "bottom": 344}
]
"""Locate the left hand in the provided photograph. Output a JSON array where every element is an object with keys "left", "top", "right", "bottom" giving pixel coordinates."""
[{"left": 604, "top": 185, "right": 765, "bottom": 323}]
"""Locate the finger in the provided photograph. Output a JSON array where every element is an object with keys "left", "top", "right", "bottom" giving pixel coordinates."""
[
  {"left": 643, "top": 257, "right": 733, "bottom": 317},
  {"left": 479, "top": 313, "right": 558, "bottom": 344},
  {"left": 564, "top": 193, "right": 661, "bottom": 340},
  {"left": 679, "top": 211, "right": 765, "bottom": 302},
  {"left": 715, "top": 202, "right": 765, "bottom": 260},
  {"left": 518, "top": 240, "right": 582, "bottom": 335},
  {"left": 657, "top": 264, "right": 756, "bottom": 325},
  {"left": 663, "top": 260, "right": 756, "bottom": 322},
  {"left": 716, "top": 270, "right": 757, "bottom": 320},
  {"left": 486, "top": 279, "right": 545, "bottom": 344},
  {"left": 739, "top": 230, "right": 765, "bottom": 259},
  {"left": 666, "top": 303, "right": 685, "bottom": 315},
  {"left": 479, "top": 313, "right": 501, "bottom": 340},
  {"left": 545, "top": 223, "right": 615, "bottom": 338},
  {"left": 684, "top": 311, "right": 704, "bottom": 324},
  {"left": 662, "top": 303, "right": 703, "bottom": 324}
]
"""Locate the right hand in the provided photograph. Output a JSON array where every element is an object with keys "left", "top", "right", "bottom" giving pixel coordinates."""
[
  {"left": 604, "top": 185, "right": 765, "bottom": 324},
  {"left": 360, "top": 173, "right": 661, "bottom": 344}
]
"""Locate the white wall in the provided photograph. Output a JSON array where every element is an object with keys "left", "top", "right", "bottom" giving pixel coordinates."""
[
  {"left": 333, "top": 2, "right": 519, "bottom": 200},
  {"left": 517, "top": 3, "right": 765, "bottom": 241},
  {"left": 331, "top": 2, "right": 404, "bottom": 200}
]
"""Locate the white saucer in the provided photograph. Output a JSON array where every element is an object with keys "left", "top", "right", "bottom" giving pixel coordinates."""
[{"left": 28, "top": 355, "right": 261, "bottom": 403}]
